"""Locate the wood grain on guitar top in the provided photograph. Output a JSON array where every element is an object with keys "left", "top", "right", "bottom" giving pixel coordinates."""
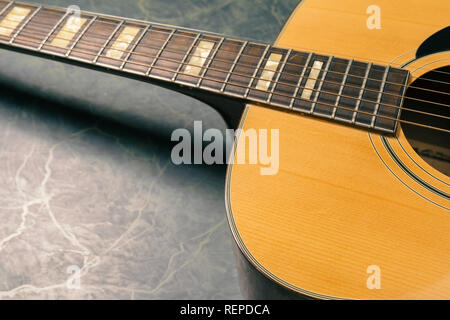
[{"left": 227, "top": 0, "right": 450, "bottom": 299}]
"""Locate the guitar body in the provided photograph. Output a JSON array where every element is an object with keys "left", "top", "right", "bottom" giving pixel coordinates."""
[{"left": 227, "top": 0, "right": 450, "bottom": 299}]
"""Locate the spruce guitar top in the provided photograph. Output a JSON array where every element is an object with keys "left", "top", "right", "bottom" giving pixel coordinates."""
[{"left": 0, "top": 0, "right": 448, "bottom": 299}]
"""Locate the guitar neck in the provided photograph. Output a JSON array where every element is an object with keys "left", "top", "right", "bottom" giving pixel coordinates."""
[{"left": 0, "top": 1, "right": 409, "bottom": 134}]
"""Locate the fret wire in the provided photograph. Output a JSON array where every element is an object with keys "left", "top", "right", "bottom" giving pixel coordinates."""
[
  {"left": 0, "top": 13, "right": 260, "bottom": 77},
  {"left": 6, "top": 22, "right": 443, "bottom": 132},
  {"left": 220, "top": 40, "right": 248, "bottom": 92},
  {"left": 244, "top": 44, "right": 271, "bottom": 98},
  {"left": 93, "top": 19, "right": 124, "bottom": 63},
  {"left": 0, "top": 1, "right": 13, "bottom": 18},
  {"left": 0, "top": 5, "right": 439, "bottom": 84},
  {"left": 14, "top": 1, "right": 398, "bottom": 85},
  {"left": 267, "top": 49, "right": 291, "bottom": 103},
  {"left": 0, "top": 8, "right": 440, "bottom": 92},
  {"left": 0, "top": 11, "right": 418, "bottom": 95},
  {"left": 51, "top": 39, "right": 433, "bottom": 124},
  {"left": 0, "top": 8, "right": 259, "bottom": 62},
  {"left": 351, "top": 62, "right": 372, "bottom": 123},
  {"left": 9, "top": 5, "right": 42, "bottom": 43},
  {"left": 3, "top": 13, "right": 259, "bottom": 65},
  {"left": 120, "top": 23, "right": 150, "bottom": 70},
  {"left": 197, "top": 36, "right": 224, "bottom": 88},
  {"left": 1, "top": 6, "right": 291, "bottom": 71},
  {"left": 37, "top": 10, "right": 69, "bottom": 50},
  {"left": 66, "top": 15, "right": 97, "bottom": 57},
  {"left": 0, "top": 10, "right": 384, "bottom": 82},
  {"left": 0, "top": 20, "right": 415, "bottom": 118},
  {"left": 20, "top": 17, "right": 413, "bottom": 106},
  {"left": 0, "top": 11, "right": 380, "bottom": 85},
  {"left": 8, "top": 12, "right": 267, "bottom": 67},
  {"left": 371, "top": 65, "right": 390, "bottom": 128},
  {"left": 332, "top": 59, "right": 352, "bottom": 118},
  {"left": 0, "top": 18, "right": 316, "bottom": 96},
  {"left": 6, "top": 3, "right": 244, "bottom": 50},
  {"left": 145, "top": 28, "right": 176, "bottom": 76},
  {"left": 290, "top": 52, "right": 312, "bottom": 109},
  {"left": 171, "top": 32, "right": 201, "bottom": 82},
  {"left": 0, "top": 5, "right": 428, "bottom": 122},
  {"left": 180, "top": 64, "right": 418, "bottom": 132},
  {"left": 13, "top": 17, "right": 410, "bottom": 104},
  {"left": 2, "top": 31, "right": 442, "bottom": 133},
  {"left": 311, "top": 56, "right": 332, "bottom": 113}
]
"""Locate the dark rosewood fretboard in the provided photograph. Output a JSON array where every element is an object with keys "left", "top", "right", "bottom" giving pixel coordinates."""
[{"left": 0, "top": 1, "right": 410, "bottom": 133}]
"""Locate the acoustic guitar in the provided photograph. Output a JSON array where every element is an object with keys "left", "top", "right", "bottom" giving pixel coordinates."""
[{"left": 0, "top": 0, "right": 448, "bottom": 299}]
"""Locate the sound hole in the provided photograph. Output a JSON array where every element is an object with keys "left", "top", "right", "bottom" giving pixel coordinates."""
[{"left": 401, "top": 66, "right": 449, "bottom": 177}]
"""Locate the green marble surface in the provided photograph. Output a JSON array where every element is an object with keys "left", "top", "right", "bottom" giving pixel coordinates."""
[{"left": 0, "top": 0, "right": 298, "bottom": 299}]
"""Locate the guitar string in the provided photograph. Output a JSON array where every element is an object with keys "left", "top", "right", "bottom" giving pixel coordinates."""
[
  {"left": 1, "top": 24, "right": 448, "bottom": 131},
  {"left": 0, "top": 11, "right": 449, "bottom": 94},
  {"left": 1, "top": 34, "right": 448, "bottom": 134},
  {"left": 2, "top": 24, "right": 449, "bottom": 124},
  {"left": 0, "top": 12, "right": 448, "bottom": 92},
  {"left": 1, "top": 18, "right": 449, "bottom": 112},
  {"left": 1, "top": 7, "right": 448, "bottom": 83},
  {"left": 2, "top": 21, "right": 449, "bottom": 123},
  {"left": 0, "top": 11, "right": 448, "bottom": 107},
  {"left": 0, "top": 20, "right": 448, "bottom": 131}
]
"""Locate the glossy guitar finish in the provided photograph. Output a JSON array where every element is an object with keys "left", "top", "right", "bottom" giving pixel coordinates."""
[{"left": 227, "top": 0, "right": 450, "bottom": 299}]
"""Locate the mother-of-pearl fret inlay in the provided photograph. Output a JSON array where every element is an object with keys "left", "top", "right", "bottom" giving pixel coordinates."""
[
  {"left": 301, "top": 60, "right": 323, "bottom": 100},
  {"left": 106, "top": 26, "right": 140, "bottom": 60},
  {"left": 51, "top": 16, "right": 87, "bottom": 48},
  {"left": 256, "top": 53, "right": 282, "bottom": 91},
  {"left": 184, "top": 40, "right": 214, "bottom": 76},
  {"left": 0, "top": 6, "right": 31, "bottom": 36}
]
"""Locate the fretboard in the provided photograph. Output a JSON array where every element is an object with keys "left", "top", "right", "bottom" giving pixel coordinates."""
[{"left": 0, "top": 1, "right": 410, "bottom": 133}]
